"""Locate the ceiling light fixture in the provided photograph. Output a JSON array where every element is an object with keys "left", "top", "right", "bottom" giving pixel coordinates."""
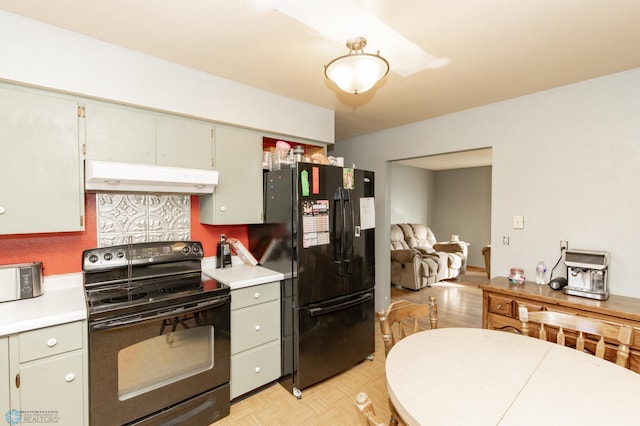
[{"left": 324, "top": 36, "right": 389, "bottom": 95}]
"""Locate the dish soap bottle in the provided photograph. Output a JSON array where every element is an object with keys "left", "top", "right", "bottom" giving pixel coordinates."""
[{"left": 535, "top": 260, "right": 546, "bottom": 284}]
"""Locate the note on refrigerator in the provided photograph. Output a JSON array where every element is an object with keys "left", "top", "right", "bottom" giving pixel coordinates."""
[{"left": 360, "top": 197, "right": 375, "bottom": 230}]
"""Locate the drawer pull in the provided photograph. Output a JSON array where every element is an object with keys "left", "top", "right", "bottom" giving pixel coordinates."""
[
  {"left": 255, "top": 367, "right": 261, "bottom": 373},
  {"left": 496, "top": 304, "right": 502, "bottom": 310},
  {"left": 255, "top": 325, "right": 261, "bottom": 331},
  {"left": 65, "top": 373, "right": 75, "bottom": 382},
  {"left": 254, "top": 292, "right": 261, "bottom": 299},
  {"left": 47, "top": 338, "right": 58, "bottom": 347}
]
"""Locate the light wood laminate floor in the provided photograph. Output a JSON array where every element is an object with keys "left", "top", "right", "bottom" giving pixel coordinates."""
[{"left": 212, "top": 269, "right": 486, "bottom": 425}]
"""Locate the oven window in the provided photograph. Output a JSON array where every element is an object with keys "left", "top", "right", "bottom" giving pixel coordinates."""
[{"left": 118, "top": 321, "right": 214, "bottom": 400}]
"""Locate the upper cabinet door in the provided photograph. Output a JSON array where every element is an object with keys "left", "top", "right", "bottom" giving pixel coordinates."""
[
  {"left": 84, "top": 101, "right": 156, "bottom": 165},
  {"left": 200, "top": 126, "right": 263, "bottom": 225},
  {"left": 156, "top": 116, "right": 213, "bottom": 169},
  {"left": 0, "top": 85, "right": 84, "bottom": 234}
]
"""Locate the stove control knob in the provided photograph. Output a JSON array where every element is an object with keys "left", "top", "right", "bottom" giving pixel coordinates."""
[
  {"left": 192, "top": 244, "right": 200, "bottom": 253},
  {"left": 88, "top": 254, "right": 99, "bottom": 263},
  {"left": 116, "top": 251, "right": 125, "bottom": 259},
  {"left": 104, "top": 252, "right": 113, "bottom": 261},
  {"left": 181, "top": 246, "right": 190, "bottom": 255}
]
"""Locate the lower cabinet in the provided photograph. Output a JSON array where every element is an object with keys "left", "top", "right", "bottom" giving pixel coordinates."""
[
  {"left": 230, "top": 281, "right": 281, "bottom": 399},
  {"left": 5, "top": 321, "right": 88, "bottom": 425},
  {"left": 0, "top": 337, "right": 9, "bottom": 421}
]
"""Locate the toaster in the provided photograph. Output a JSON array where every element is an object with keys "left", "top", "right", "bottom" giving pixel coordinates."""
[{"left": 0, "top": 262, "right": 44, "bottom": 302}]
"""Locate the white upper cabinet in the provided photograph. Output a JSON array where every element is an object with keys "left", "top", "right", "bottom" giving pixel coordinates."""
[
  {"left": 200, "top": 126, "right": 263, "bottom": 225},
  {"left": 156, "top": 115, "right": 213, "bottom": 169},
  {"left": 84, "top": 101, "right": 157, "bottom": 164},
  {"left": 0, "top": 84, "right": 84, "bottom": 235},
  {"left": 84, "top": 101, "right": 213, "bottom": 169}
]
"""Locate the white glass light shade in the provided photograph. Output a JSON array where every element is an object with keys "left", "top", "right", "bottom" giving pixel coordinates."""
[{"left": 324, "top": 52, "right": 389, "bottom": 95}]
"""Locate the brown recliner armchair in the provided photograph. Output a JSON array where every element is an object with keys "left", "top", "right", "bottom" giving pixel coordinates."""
[{"left": 390, "top": 224, "right": 438, "bottom": 290}]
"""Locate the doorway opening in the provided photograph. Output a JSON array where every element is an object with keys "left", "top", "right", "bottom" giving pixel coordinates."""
[{"left": 389, "top": 148, "right": 492, "bottom": 270}]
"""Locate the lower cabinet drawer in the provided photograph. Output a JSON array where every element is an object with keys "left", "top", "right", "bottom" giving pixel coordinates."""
[
  {"left": 231, "top": 340, "right": 280, "bottom": 399},
  {"left": 19, "top": 321, "right": 83, "bottom": 363},
  {"left": 487, "top": 295, "right": 513, "bottom": 318},
  {"left": 231, "top": 300, "right": 280, "bottom": 353}
]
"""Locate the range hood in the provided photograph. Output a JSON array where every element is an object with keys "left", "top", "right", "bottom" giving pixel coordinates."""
[{"left": 85, "top": 160, "right": 218, "bottom": 194}]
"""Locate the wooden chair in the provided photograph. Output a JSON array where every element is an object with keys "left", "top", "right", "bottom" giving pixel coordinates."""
[
  {"left": 354, "top": 392, "right": 386, "bottom": 426},
  {"left": 377, "top": 297, "right": 438, "bottom": 356},
  {"left": 374, "top": 297, "right": 437, "bottom": 425},
  {"left": 518, "top": 305, "right": 635, "bottom": 368}
]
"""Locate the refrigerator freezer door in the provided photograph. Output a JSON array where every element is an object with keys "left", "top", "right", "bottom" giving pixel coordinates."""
[{"left": 292, "top": 289, "right": 375, "bottom": 391}]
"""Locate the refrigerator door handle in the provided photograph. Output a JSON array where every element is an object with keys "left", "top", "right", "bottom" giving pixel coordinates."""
[
  {"left": 345, "top": 189, "right": 355, "bottom": 274},
  {"left": 306, "top": 292, "right": 373, "bottom": 317},
  {"left": 333, "top": 187, "right": 346, "bottom": 276}
]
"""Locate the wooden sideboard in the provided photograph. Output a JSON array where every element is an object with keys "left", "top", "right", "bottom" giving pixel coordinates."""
[{"left": 480, "top": 277, "right": 640, "bottom": 373}]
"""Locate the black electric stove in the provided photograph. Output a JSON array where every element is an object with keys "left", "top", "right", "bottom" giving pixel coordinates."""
[
  {"left": 82, "top": 240, "right": 229, "bottom": 321},
  {"left": 82, "top": 240, "right": 231, "bottom": 426}
]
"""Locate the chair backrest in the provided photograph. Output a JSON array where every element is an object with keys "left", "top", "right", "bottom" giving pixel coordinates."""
[
  {"left": 354, "top": 392, "right": 386, "bottom": 426},
  {"left": 377, "top": 297, "right": 438, "bottom": 356},
  {"left": 408, "top": 223, "right": 437, "bottom": 249},
  {"left": 518, "top": 305, "right": 635, "bottom": 368},
  {"left": 390, "top": 224, "right": 411, "bottom": 250}
]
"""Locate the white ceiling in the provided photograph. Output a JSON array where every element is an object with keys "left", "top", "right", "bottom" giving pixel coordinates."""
[{"left": 1, "top": 0, "right": 639, "bottom": 144}]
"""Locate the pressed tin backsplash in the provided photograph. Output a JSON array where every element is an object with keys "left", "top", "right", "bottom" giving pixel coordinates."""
[{"left": 96, "top": 194, "right": 190, "bottom": 247}]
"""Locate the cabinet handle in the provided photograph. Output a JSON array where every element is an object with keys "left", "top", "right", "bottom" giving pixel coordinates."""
[
  {"left": 220, "top": 206, "right": 226, "bottom": 212},
  {"left": 0, "top": 206, "right": 5, "bottom": 215},
  {"left": 254, "top": 292, "right": 261, "bottom": 299},
  {"left": 255, "top": 367, "right": 261, "bottom": 374},
  {"left": 496, "top": 304, "right": 502, "bottom": 310},
  {"left": 255, "top": 325, "right": 261, "bottom": 331},
  {"left": 15, "top": 373, "right": 20, "bottom": 388},
  {"left": 65, "top": 373, "right": 75, "bottom": 382},
  {"left": 47, "top": 338, "right": 58, "bottom": 347}
]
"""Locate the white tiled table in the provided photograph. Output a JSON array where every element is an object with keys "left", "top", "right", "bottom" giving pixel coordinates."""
[{"left": 386, "top": 327, "right": 640, "bottom": 426}]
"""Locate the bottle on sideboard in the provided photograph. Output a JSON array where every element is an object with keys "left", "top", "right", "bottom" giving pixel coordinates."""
[{"left": 535, "top": 260, "right": 547, "bottom": 284}]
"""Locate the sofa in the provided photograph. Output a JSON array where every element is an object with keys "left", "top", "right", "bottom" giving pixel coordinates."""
[{"left": 390, "top": 223, "right": 468, "bottom": 290}]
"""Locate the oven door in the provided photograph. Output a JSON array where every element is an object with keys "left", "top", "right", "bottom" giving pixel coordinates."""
[{"left": 88, "top": 295, "right": 230, "bottom": 426}]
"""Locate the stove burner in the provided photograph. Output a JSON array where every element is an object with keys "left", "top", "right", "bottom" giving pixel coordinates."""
[
  {"left": 99, "top": 291, "right": 149, "bottom": 304},
  {"left": 159, "top": 283, "right": 203, "bottom": 294}
]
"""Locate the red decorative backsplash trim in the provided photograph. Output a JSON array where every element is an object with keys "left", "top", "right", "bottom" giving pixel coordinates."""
[{"left": 0, "top": 195, "right": 248, "bottom": 277}]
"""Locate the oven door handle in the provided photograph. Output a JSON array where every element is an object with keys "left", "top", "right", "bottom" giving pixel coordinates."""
[{"left": 91, "top": 295, "right": 230, "bottom": 331}]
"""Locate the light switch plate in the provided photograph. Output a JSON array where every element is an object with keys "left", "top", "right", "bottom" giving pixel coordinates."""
[{"left": 512, "top": 215, "right": 524, "bottom": 229}]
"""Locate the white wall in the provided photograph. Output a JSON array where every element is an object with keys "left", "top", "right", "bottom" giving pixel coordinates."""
[
  {"left": 334, "top": 68, "right": 640, "bottom": 309},
  {"left": 389, "top": 163, "right": 433, "bottom": 224},
  {"left": 0, "top": 11, "right": 333, "bottom": 144},
  {"left": 432, "top": 167, "right": 492, "bottom": 268}
]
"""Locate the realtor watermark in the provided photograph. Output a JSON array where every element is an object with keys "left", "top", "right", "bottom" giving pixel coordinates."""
[{"left": 5, "top": 410, "right": 60, "bottom": 424}]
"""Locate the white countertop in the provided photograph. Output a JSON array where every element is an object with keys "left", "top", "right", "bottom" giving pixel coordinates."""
[
  {"left": 203, "top": 256, "right": 284, "bottom": 290},
  {"left": 0, "top": 273, "right": 87, "bottom": 337},
  {"left": 0, "top": 257, "right": 282, "bottom": 337}
]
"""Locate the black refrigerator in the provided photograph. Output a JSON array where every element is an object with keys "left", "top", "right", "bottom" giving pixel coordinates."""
[{"left": 249, "top": 163, "right": 375, "bottom": 398}]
